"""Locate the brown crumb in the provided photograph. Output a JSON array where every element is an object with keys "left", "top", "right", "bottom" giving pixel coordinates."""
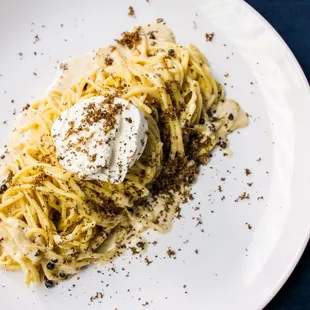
[
  {"left": 257, "top": 196, "right": 264, "bottom": 200},
  {"left": 22, "top": 104, "right": 30, "bottom": 112},
  {"left": 247, "top": 182, "right": 253, "bottom": 187},
  {"left": 128, "top": 6, "right": 135, "bottom": 16},
  {"left": 145, "top": 257, "right": 153, "bottom": 265},
  {"left": 90, "top": 292, "right": 104, "bottom": 302},
  {"left": 105, "top": 57, "right": 113, "bottom": 66},
  {"left": 115, "top": 27, "right": 141, "bottom": 49},
  {"left": 130, "top": 247, "right": 139, "bottom": 255},
  {"left": 235, "top": 192, "right": 250, "bottom": 202},
  {"left": 244, "top": 168, "right": 251, "bottom": 176},
  {"left": 60, "top": 63, "right": 68, "bottom": 71},
  {"left": 90, "top": 154, "right": 97, "bottom": 162},
  {"left": 167, "top": 248, "right": 176, "bottom": 258},
  {"left": 221, "top": 196, "right": 225, "bottom": 201},
  {"left": 224, "top": 73, "right": 229, "bottom": 77},
  {"left": 205, "top": 32, "right": 214, "bottom": 42},
  {"left": 218, "top": 185, "right": 222, "bottom": 192},
  {"left": 247, "top": 224, "right": 252, "bottom": 230}
]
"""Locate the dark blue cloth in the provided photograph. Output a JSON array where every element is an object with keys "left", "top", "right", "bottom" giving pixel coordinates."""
[{"left": 246, "top": 1, "right": 310, "bottom": 309}]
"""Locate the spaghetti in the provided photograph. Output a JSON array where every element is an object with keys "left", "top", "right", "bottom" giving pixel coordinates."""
[{"left": 0, "top": 22, "right": 248, "bottom": 286}]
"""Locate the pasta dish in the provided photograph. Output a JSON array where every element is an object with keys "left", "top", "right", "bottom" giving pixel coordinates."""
[{"left": 0, "top": 21, "right": 248, "bottom": 287}]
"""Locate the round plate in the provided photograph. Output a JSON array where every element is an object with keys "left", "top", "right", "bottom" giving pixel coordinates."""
[{"left": 0, "top": 0, "right": 309, "bottom": 309}]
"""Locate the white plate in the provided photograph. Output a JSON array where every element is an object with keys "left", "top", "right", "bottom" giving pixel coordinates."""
[{"left": 0, "top": 0, "right": 309, "bottom": 309}]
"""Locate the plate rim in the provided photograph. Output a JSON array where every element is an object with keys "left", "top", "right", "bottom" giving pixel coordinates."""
[{"left": 242, "top": 0, "right": 310, "bottom": 308}]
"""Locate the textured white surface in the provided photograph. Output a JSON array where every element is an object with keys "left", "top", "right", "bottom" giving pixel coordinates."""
[{"left": 0, "top": 0, "right": 309, "bottom": 309}]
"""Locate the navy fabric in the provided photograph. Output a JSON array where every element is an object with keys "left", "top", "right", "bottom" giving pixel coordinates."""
[{"left": 246, "top": 1, "right": 310, "bottom": 309}]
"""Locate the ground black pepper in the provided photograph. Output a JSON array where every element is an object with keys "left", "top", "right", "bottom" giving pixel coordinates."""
[
  {"left": 46, "top": 262, "right": 55, "bottom": 270},
  {"left": 44, "top": 280, "right": 54, "bottom": 288},
  {"left": 209, "top": 124, "right": 216, "bottom": 132},
  {"left": 217, "top": 141, "right": 227, "bottom": 149},
  {"left": 168, "top": 49, "right": 175, "bottom": 56},
  {"left": 136, "top": 242, "right": 145, "bottom": 249},
  {"left": 33, "top": 34, "right": 40, "bottom": 43}
]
